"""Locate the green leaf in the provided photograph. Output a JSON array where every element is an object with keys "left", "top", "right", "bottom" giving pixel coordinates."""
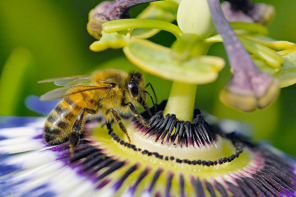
[
  {"left": 123, "top": 39, "right": 225, "bottom": 84},
  {"left": 0, "top": 48, "right": 33, "bottom": 115}
]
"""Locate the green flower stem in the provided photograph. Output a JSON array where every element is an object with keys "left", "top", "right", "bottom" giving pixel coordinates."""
[
  {"left": 103, "top": 19, "right": 183, "bottom": 39},
  {"left": 163, "top": 82, "right": 197, "bottom": 121},
  {"left": 163, "top": 42, "right": 210, "bottom": 122}
]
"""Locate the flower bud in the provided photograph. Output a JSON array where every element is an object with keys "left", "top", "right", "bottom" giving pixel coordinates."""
[{"left": 177, "top": 0, "right": 215, "bottom": 38}]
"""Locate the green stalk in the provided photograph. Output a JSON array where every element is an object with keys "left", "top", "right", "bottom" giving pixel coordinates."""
[
  {"left": 163, "top": 42, "right": 210, "bottom": 122},
  {"left": 103, "top": 19, "right": 183, "bottom": 39},
  {"left": 162, "top": 0, "right": 217, "bottom": 121},
  {"left": 163, "top": 82, "right": 197, "bottom": 121}
]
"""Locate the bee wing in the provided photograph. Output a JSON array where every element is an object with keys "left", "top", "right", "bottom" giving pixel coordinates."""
[
  {"left": 40, "top": 84, "right": 111, "bottom": 101},
  {"left": 38, "top": 75, "right": 91, "bottom": 87},
  {"left": 40, "top": 86, "right": 73, "bottom": 101}
]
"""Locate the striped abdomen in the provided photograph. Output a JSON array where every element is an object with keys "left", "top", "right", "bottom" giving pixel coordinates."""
[{"left": 44, "top": 97, "right": 83, "bottom": 145}]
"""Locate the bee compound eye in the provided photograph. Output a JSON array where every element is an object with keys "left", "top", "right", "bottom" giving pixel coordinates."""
[
  {"left": 128, "top": 82, "right": 139, "bottom": 98},
  {"left": 110, "top": 83, "right": 116, "bottom": 88}
]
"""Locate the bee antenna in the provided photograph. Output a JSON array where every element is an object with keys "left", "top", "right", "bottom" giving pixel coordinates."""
[
  {"left": 144, "top": 90, "right": 157, "bottom": 112},
  {"left": 145, "top": 83, "right": 158, "bottom": 104}
]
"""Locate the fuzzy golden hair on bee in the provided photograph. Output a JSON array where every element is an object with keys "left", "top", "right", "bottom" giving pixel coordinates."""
[{"left": 39, "top": 69, "right": 157, "bottom": 155}]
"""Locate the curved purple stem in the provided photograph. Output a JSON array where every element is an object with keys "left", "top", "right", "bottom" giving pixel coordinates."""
[{"left": 207, "top": 0, "right": 278, "bottom": 111}]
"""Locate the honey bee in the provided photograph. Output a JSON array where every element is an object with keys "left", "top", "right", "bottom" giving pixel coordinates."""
[{"left": 39, "top": 69, "right": 156, "bottom": 155}]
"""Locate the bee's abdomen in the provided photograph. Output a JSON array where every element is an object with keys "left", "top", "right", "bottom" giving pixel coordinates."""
[{"left": 44, "top": 97, "right": 82, "bottom": 145}]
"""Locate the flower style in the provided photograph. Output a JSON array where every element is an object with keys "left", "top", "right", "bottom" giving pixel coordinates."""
[{"left": 2, "top": 0, "right": 296, "bottom": 196}]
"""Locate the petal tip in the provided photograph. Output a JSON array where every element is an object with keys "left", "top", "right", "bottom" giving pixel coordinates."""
[{"left": 219, "top": 77, "right": 280, "bottom": 112}]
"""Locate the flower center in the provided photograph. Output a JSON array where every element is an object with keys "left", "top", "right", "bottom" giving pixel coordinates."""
[
  {"left": 128, "top": 113, "right": 239, "bottom": 162},
  {"left": 88, "top": 102, "right": 250, "bottom": 168},
  {"left": 128, "top": 128, "right": 232, "bottom": 161}
]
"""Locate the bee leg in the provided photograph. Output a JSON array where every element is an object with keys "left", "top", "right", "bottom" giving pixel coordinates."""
[
  {"left": 106, "top": 109, "right": 132, "bottom": 143},
  {"left": 106, "top": 123, "right": 113, "bottom": 134},
  {"left": 69, "top": 108, "right": 97, "bottom": 156},
  {"left": 122, "top": 102, "right": 150, "bottom": 128}
]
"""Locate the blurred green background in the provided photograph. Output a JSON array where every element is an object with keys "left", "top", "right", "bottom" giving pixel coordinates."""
[{"left": 0, "top": 0, "right": 295, "bottom": 155}]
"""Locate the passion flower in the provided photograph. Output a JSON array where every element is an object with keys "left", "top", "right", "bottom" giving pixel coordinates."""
[
  {"left": 1, "top": 100, "right": 296, "bottom": 196},
  {"left": 2, "top": 0, "right": 296, "bottom": 196}
]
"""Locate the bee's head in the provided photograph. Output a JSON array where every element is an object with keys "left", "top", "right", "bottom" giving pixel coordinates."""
[{"left": 127, "top": 72, "right": 152, "bottom": 116}]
